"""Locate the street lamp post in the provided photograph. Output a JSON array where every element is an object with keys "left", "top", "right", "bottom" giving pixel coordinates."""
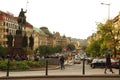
[
  {"left": 45, "top": 59, "right": 48, "bottom": 76},
  {"left": 82, "top": 50, "right": 86, "bottom": 75},
  {"left": 101, "top": 3, "right": 110, "bottom": 20},
  {"left": 6, "top": 55, "right": 10, "bottom": 77}
]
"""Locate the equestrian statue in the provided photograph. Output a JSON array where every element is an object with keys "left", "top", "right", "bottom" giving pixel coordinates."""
[{"left": 17, "top": 8, "right": 27, "bottom": 31}]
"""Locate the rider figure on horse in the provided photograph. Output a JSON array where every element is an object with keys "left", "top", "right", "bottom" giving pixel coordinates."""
[{"left": 17, "top": 8, "right": 27, "bottom": 29}]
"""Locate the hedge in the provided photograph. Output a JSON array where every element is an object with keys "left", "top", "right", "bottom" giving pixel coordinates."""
[{"left": 0, "top": 60, "right": 45, "bottom": 71}]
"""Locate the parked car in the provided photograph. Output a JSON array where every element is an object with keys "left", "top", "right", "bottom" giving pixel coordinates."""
[
  {"left": 86, "top": 57, "right": 93, "bottom": 64},
  {"left": 114, "top": 60, "right": 120, "bottom": 69},
  {"left": 90, "top": 58, "right": 118, "bottom": 68},
  {"left": 74, "top": 58, "right": 81, "bottom": 64}
]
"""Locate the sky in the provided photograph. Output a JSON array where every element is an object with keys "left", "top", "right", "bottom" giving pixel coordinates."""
[{"left": 0, "top": 0, "right": 120, "bottom": 39}]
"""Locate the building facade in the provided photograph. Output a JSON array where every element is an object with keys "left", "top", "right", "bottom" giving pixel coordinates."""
[
  {"left": 0, "top": 10, "right": 76, "bottom": 51},
  {"left": 0, "top": 11, "right": 18, "bottom": 47}
]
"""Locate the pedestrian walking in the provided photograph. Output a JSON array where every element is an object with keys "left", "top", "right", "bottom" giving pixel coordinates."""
[
  {"left": 104, "top": 49, "right": 114, "bottom": 74},
  {"left": 60, "top": 55, "right": 65, "bottom": 70}
]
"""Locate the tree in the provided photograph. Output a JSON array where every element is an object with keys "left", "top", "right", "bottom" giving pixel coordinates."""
[
  {"left": 67, "top": 44, "right": 75, "bottom": 51},
  {"left": 38, "top": 45, "right": 54, "bottom": 57},
  {"left": 54, "top": 45, "right": 62, "bottom": 53},
  {"left": 97, "top": 20, "right": 120, "bottom": 58},
  {"left": 86, "top": 39, "right": 101, "bottom": 57}
]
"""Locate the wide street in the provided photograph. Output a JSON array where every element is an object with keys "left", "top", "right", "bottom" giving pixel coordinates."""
[{"left": 0, "top": 61, "right": 119, "bottom": 77}]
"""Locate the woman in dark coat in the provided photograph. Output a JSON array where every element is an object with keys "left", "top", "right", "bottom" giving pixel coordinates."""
[
  {"left": 60, "top": 56, "right": 65, "bottom": 70},
  {"left": 104, "top": 49, "right": 114, "bottom": 74}
]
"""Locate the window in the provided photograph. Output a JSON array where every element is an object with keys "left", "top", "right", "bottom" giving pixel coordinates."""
[
  {"left": 6, "top": 22, "right": 8, "bottom": 26},
  {"left": 3, "top": 22, "right": 5, "bottom": 26}
]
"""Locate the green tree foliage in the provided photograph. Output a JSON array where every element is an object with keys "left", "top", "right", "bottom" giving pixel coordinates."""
[
  {"left": 86, "top": 39, "right": 101, "bottom": 57},
  {"left": 67, "top": 44, "right": 75, "bottom": 51},
  {"left": 38, "top": 45, "right": 54, "bottom": 56},
  {"left": 37, "top": 45, "right": 63, "bottom": 57},
  {"left": 97, "top": 20, "right": 120, "bottom": 58},
  {"left": 54, "top": 45, "right": 62, "bottom": 53}
]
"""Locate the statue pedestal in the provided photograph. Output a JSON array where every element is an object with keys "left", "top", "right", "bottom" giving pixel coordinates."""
[
  {"left": 13, "top": 34, "right": 27, "bottom": 60},
  {"left": 14, "top": 35, "right": 22, "bottom": 48}
]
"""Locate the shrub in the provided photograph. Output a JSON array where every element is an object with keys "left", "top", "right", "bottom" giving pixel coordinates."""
[
  {"left": 0, "top": 60, "right": 45, "bottom": 71},
  {"left": 26, "top": 60, "right": 45, "bottom": 68},
  {"left": 9, "top": 61, "right": 29, "bottom": 70},
  {"left": 0, "top": 60, "right": 7, "bottom": 70}
]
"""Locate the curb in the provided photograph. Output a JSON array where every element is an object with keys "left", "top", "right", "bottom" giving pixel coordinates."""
[{"left": 0, "top": 75, "right": 120, "bottom": 79}]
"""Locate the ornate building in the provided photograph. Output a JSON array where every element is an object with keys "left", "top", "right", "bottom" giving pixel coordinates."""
[
  {"left": 40, "top": 27, "right": 54, "bottom": 46},
  {"left": 53, "top": 32, "right": 71, "bottom": 48},
  {"left": 112, "top": 12, "right": 120, "bottom": 50},
  {"left": 33, "top": 27, "right": 47, "bottom": 50},
  {"left": 0, "top": 11, "right": 18, "bottom": 47}
]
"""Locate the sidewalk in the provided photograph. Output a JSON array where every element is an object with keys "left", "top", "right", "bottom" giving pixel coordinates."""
[
  {"left": 0, "top": 69, "right": 120, "bottom": 80},
  {"left": 0, "top": 61, "right": 120, "bottom": 80},
  {"left": 0, "top": 67, "right": 119, "bottom": 77}
]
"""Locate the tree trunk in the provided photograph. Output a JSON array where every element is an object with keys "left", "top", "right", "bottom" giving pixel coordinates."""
[{"left": 113, "top": 46, "right": 117, "bottom": 58}]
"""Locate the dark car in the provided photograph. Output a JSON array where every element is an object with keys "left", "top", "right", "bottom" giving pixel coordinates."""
[
  {"left": 114, "top": 61, "right": 120, "bottom": 69},
  {"left": 90, "top": 58, "right": 118, "bottom": 68}
]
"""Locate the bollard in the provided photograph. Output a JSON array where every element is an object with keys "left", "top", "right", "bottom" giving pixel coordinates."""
[
  {"left": 82, "top": 58, "right": 85, "bottom": 75},
  {"left": 6, "top": 55, "right": 10, "bottom": 77},
  {"left": 45, "top": 59, "right": 48, "bottom": 76},
  {"left": 119, "top": 60, "right": 120, "bottom": 75}
]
